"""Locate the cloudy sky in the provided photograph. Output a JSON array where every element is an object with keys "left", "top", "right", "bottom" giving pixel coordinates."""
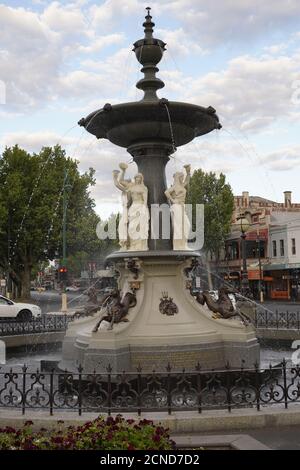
[{"left": 1, "top": 0, "right": 300, "bottom": 218}]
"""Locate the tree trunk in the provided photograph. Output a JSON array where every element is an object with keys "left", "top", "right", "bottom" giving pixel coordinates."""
[{"left": 19, "top": 264, "right": 32, "bottom": 300}]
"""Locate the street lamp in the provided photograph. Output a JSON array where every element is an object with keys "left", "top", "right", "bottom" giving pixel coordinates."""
[
  {"left": 237, "top": 216, "right": 250, "bottom": 296},
  {"left": 256, "top": 235, "right": 264, "bottom": 303}
]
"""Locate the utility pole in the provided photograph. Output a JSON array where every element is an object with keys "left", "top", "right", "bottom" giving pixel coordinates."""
[
  {"left": 6, "top": 208, "right": 12, "bottom": 299},
  {"left": 257, "top": 236, "right": 264, "bottom": 303},
  {"left": 61, "top": 169, "right": 70, "bottom": 312}
]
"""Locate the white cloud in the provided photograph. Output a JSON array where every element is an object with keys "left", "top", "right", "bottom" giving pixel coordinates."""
[
  {"left": 156, "top": 28, "right": 206, "bottom": 57},
  {"left": 89, "top": 0, "right": 140, "bottom": 31},
  {"left": 78, "top": 33, "right": 125, "bottom": 53},
  {"left": 162, "top": 52, "right": 300, "bottom": 132},
  {"left": 262, "top": 146, "right": 300, "bottom": 171},
  {"left": 41, "top": 2, "right": 86, "bottom": 34},
  {"left": 155, "top": 0, "right": 300, "bottom": 46},
  {"left": 0, "top": 3, "right": 134, "bottom": 112}
]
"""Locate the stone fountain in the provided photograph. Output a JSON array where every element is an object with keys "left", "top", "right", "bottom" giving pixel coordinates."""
[{"left": 61, "top": 9, "right": 259, "bottom": 372}]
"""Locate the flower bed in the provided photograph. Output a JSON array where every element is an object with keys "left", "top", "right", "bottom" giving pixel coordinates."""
[{"left": 0, "top": 416, "right": 176, "bottom": 450}]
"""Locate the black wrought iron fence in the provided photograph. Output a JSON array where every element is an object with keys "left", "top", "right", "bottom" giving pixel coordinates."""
[
  {"left": 0, "top": 360, "right": 299, "bottom": 416},
  {"left": 0, "top": 315, "right": 73, "bottom": 336},
  {"left": 1, "top": 311, "right": 300, "bottom": 336},
  {"left": 255, "top": 309, "right": 300, "bottom": 329}
]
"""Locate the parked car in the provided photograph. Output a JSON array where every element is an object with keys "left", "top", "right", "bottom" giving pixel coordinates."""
[
  {"left": 66, "top": 286, "right": 80, "bottom": 292},
  {"left": 0, "top": 295, "right": 41, "bottom": 321}
]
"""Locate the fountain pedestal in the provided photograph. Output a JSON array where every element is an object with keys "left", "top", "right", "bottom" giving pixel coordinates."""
[{"left": 61, "top": 253, "right": 259, "bottom": 372}]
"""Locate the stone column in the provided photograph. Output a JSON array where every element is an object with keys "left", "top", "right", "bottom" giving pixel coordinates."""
[{"left": 128, "top": 142, "right": 173, "bottom": 251}]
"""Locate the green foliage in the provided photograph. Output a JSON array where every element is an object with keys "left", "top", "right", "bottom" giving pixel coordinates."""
[
  {"left": 0, "top": 145, "right": 115, "bottom": 298},
  {"left": 187, "top": 169, "right": 234, "bottom": 257},
  {"left": 0, "top": 416, "right": 175, "bottom": 450}
]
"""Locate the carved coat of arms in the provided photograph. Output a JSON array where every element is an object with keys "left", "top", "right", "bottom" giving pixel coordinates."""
[{"left": 159, "top": 292, "right": 178, "bottom": 316}]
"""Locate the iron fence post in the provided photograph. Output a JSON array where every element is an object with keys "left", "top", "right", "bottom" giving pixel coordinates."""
[
  {"left": 107, "top": 364, "right": 112, "bottom": 416},
  {"left": 254, "top": 361, "right": 260, "bottom": 411},
  {"left": 195, "top": 362, "right": 202, "bottom": 414},
  {"left": 225, "top": 361, "right": 232, "bottom": 412},
  {"left": 137, "top": 365, "right": 142, "bottom": 416},
  {"left": 22, "top": 364, "right": 27, "bottom": 415},
  {"left": 282, "top": 358, "right": 288, "bottom": 409},
  {"left": 78, "top": 364, "right": 83, "bottom": 416},
  {"left": 49, "top": 369, "right": 54, "bottom": 415},
  {"left": 166, "top": 363, "right": 172, "bottom": 415}
]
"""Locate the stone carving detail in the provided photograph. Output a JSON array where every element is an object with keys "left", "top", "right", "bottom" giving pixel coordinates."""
[
  {"left": 93, "top": 289, "right": 137, "bottom": 332},
  {"left": 165, "top": 164, "right": 191, "bottom": 250},
  {"left": 159, "top": 292, "right": 178, "bottom": 316},
  {"left": 113, "top": 163, "right": 149, "bottom": 251},
  {"left": 74, "top": 287, "right": 105, "bottom": 319},
  {"left": 192, "top": 286, "right": 252, "bottom": 324},
  {"left": 126, "top": 258, "right": 140, "bottom": 279}
]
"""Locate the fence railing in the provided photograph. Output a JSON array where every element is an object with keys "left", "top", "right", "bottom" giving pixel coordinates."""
[
  {"left": 0, "top": 360, "right": 299, "bottom": 416},
  {"left": 0, "top": 315, "right": 73, "bottom": 336},
  {"left": 255, "top": 309, "right": 300, "bottom": 330},
  {"left": 1, "top": 309, "right": 300, "bottom": 338}
]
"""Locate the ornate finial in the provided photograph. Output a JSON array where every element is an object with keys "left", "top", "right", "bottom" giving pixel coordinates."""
[
  {"left": 143, "top": 6, "right": 154, "bottom": 39},
  {"left": 133, "top": 8, "right": 166, "bottom": 101}
]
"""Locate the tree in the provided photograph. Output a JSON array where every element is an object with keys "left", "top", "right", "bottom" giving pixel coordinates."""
[
  {"left": 0, "top": 145, "right": 114, "bottom": 299},
  {"left": 187, "top": 169, "right": 234, "bottom": 287}
]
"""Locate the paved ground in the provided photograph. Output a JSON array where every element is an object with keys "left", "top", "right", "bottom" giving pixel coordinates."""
[
  {"left": 194, "top": 425, "right": 300, "bottom": 450},
  {"left": 248, "top": 426, "right": 300, "bottom": 450}
]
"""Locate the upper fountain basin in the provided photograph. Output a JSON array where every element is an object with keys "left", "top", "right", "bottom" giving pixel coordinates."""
[{"left": 78, "top": 99, "right": 221, "bottom": 149}]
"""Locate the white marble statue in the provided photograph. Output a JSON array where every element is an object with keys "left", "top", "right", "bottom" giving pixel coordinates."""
[
  {"left": 113, "top": 163, "right": 149, "bottom": 251},
  {"left": 165, "top": 164, "right": 191, "bottom": 251}
]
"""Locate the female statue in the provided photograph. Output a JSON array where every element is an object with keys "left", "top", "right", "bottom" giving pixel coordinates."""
[
  {"left": 165, "top": 164, "right": 191, "bottom": 250},
  {"left": 113, "top": 163, "right": 149, "bottom": 251}
]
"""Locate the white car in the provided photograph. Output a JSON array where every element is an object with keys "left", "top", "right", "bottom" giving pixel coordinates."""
[{"left": 0, "top": 295, "right": 42, "bottom": 321}]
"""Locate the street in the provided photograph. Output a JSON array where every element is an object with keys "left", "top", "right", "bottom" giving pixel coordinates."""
[
  {"left": 30, "top": 290, "right": 86, "bottom": 314},
  {"left": 28, "top": 291, "right": 300, "bottom": 315}
]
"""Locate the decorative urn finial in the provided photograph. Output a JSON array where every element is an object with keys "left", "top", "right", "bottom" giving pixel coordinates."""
[{"left": 133, "top": 7, "right": 166, "bottom": 101}]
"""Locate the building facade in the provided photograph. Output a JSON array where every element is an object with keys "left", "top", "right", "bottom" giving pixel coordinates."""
[
  {"left": 264, "top": 219, "right": 300, "bottom": 300},
  {"left": 218, "top": 191, "right": 300, "bottom": 300}
]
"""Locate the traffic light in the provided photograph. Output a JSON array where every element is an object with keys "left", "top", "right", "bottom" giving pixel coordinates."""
[{"left": 58, "top": 267, "right": 68, "bottom": 281}]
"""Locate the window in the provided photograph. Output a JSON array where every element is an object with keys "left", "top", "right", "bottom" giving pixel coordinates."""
[
  {"left": 292, "top": 238, "right": 296, "bottom": 255},
  {"left": 280, "top": 239, "right": 284, "bottom": 257},
  {"left": 272, "top": 240, "right": 277, "bottom": 257}
]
